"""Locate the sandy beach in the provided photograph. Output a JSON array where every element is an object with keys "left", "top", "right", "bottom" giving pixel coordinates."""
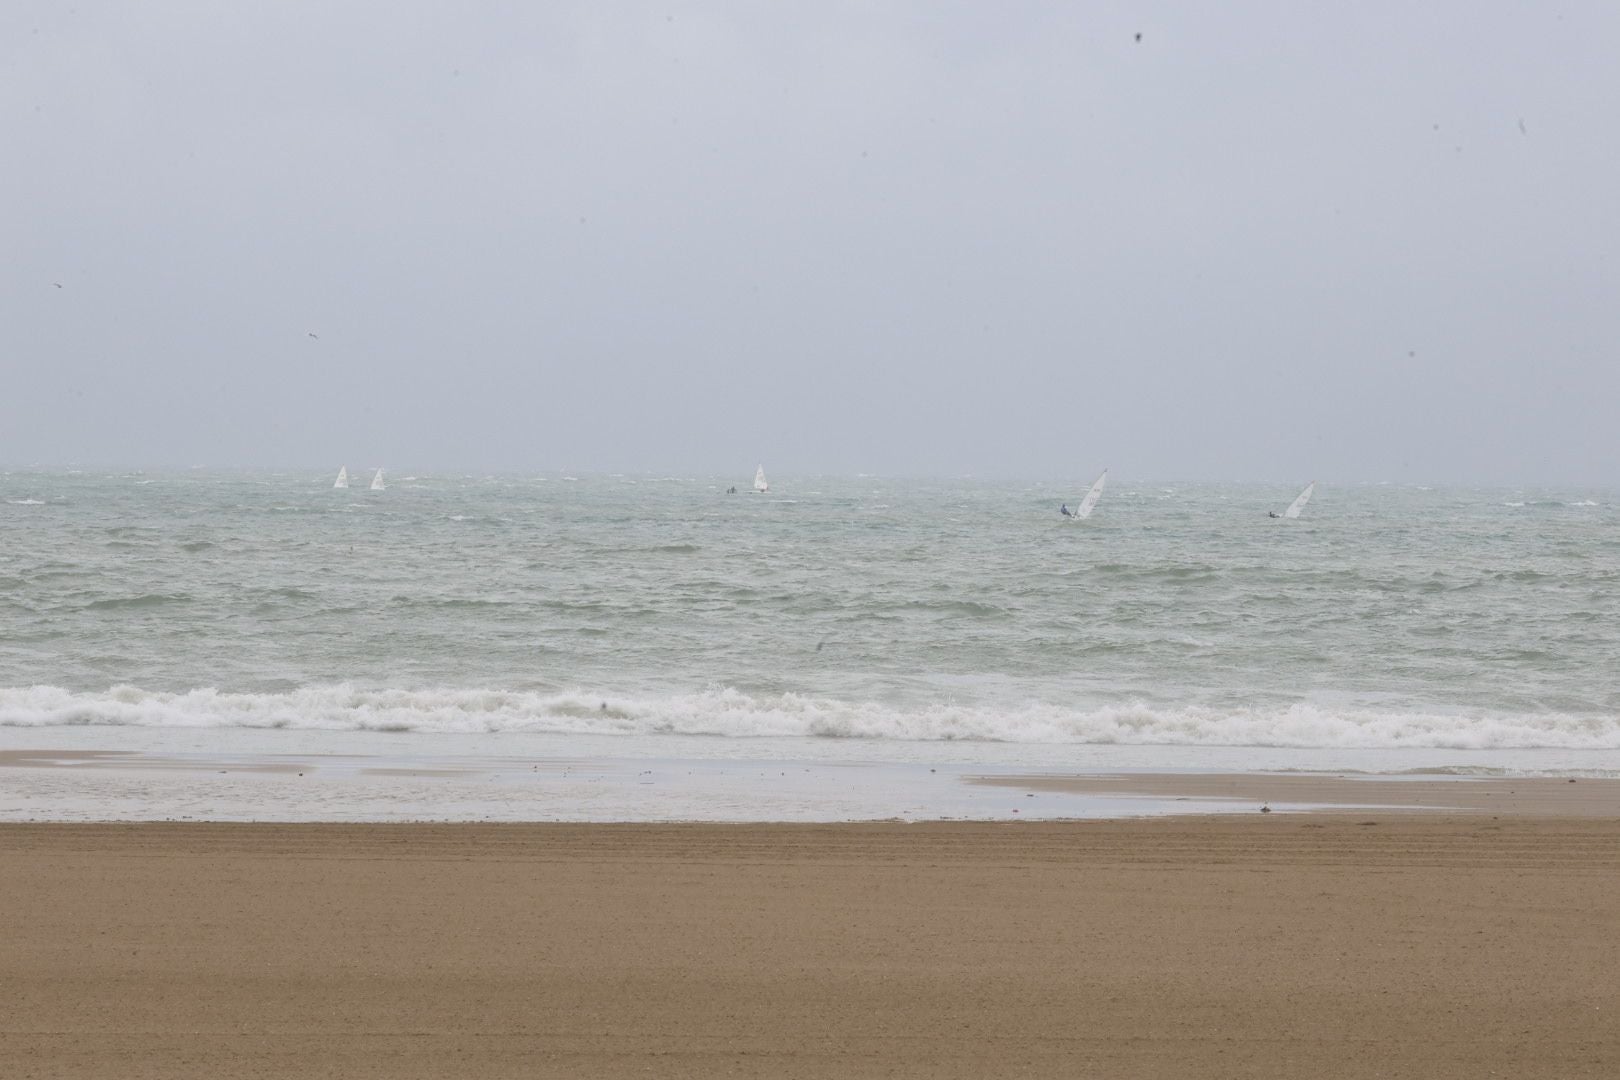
[{"left": 3, "top": 816, "right": 1617, "bottom": 1079}]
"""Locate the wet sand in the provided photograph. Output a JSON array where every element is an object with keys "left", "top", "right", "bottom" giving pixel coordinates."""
[
  {"left": 10, "top": 746, "right": 1619, "bottom": 822},
  {"left": 3, "top": 817, "right": 1618, "bottom": 1079},
  {"left": 972, "top": 771, "right": 1620, "bottom": 815}
]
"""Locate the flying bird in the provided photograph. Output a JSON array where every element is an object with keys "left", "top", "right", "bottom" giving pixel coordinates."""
[
  {"left": 1134, "top": 32, "right": 1142, "bottom": 42},
  {"left": 307, "top": 332, "right": 319, "bottom": 340},
  {"left": 52, "top": 282, "right": 63, "bottom": 288}
]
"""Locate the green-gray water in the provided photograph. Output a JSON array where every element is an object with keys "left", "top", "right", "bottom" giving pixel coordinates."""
[{"left": 2, "top": 470, "right": 1616, "bottom": 749}]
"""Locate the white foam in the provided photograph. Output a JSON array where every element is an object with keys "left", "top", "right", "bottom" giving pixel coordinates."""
[{"left": 2, "top": 685, "right": 1617, "bottom": 751}]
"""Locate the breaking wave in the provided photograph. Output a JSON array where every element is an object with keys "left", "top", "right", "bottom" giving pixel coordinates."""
[{"left": 2, "top": 685, "right": 1617, "bottom": 750}]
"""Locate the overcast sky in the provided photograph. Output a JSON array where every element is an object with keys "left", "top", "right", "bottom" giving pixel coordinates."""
[{"left": 4, "top": 2, "right": 1617, "bottom": 482}]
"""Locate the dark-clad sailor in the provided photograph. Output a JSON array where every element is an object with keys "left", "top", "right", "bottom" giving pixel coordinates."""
[{"left": 1060, "top": 503, "right": 1074, "bottom": 518}]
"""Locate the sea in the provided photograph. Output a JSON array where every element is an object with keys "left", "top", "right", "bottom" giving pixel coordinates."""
[{"left": 3, "top": 469, "right": 1618, "bottom": 821}]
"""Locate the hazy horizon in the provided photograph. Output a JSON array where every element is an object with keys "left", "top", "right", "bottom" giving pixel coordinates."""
[
  {"left": 7, "top": 4, "right": 1618, "bottom": 485},
  {"left": 3, "top": 461, "right": 1614, "bottom": 492}
]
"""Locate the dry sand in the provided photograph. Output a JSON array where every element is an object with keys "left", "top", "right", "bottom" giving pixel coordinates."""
[{"left": 3, "top": 816, "right": 1618, "bottom": 1079}]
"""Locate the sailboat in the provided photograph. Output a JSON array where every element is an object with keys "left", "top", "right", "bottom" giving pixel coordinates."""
[
  {"left": 1062, "top": 469, "right": 1107, "bottom": 520},
  {"left": 370, "top": 468, "right": 385, "bottom": 491},
  {"left": 333, "top": 466, "right": 349, "bottom": 490},
  {"left": 753, "top": 465, "right": 768, "bottom": 493},
  {"left": 1280, "top": 481, "right": 1315, "bottom": 519}
]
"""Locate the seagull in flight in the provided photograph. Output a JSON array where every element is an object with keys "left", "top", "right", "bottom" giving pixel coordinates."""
[
  {"left": 52, "top": 282, "right": 63, "bottom": 288},
  {"left": 307, "top": 332, "right": 320, "bottom": 340}
]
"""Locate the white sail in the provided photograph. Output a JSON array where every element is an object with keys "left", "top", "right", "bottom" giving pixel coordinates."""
[
  {"left": 1283, "top": 481, "right": 1315, "bottom": 519},
  {"left": 333, "top": 466, "right": 348, "bottom": 490},
  {"left": 370, "top": 468, "right": 385, "bottom": 491},
  {"left": 1074, "top": 468, "right": 1108, "bottom": 519},
  {"left": 754, "top": 465, "right": 768, "bottom": 493}
]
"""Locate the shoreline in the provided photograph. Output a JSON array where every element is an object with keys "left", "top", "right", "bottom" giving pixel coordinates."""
[
  {"left": 5, "top": 743, "right": 1620, "bottom": 821},
  {"left": 3, "top": 817, "right": 1617, "bottom": 1078},
  {"left": 970, "top": 771, "right": 1620, "bottom": 816}
]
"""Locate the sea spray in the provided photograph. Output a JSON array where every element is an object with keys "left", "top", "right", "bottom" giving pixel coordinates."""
[{"left": 3, "top": 684, "right": 1618, "bottom": 750}]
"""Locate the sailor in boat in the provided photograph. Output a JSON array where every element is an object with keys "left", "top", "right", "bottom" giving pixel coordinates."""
[
  {"left": 1268, "top": 511, "right": 1281, "bottom": 518},
  {"left": 1060, "top": 503, "right": 1074, "bottom": 518}
]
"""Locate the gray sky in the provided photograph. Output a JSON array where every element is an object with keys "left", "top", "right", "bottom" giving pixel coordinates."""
[{"left": 5, "top": 2, "right": 1618, "bottom": 482}]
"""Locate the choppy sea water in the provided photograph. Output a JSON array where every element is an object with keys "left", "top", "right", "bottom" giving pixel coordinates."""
[{"left": 3, "top": 469, "right": 1619, "bottom": 816}]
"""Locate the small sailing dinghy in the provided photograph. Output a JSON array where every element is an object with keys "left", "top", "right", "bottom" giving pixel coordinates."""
[
  {"left": 1279, "top": 481, "right": 1315, "bottom": 519},
  {"left": 333, "top": 466, "right": 349, "bottom": 490},
  {"left": 754, "top": 465, "right": 768, "bottom": 493},
  {"left": 370, "top": 468, "right": 385, "bottom": 491},
  {"left": 1063, "top": 469, "right": 1107, "bottom": 520}
]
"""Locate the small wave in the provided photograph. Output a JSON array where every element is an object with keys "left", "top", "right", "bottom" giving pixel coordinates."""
[
  {"left": 7, "top": 499, "right": 45, "bottom": 505},
  {"left": 896, "top": 599, "right": 1010, "bottom": 618},
  {"left": 83, "top": 594, "right": 190, "bottom": 611},
  {"left": 2, "top": 685, "right": 1617, "bottom": 750},
  {"left": 266, "top": 587, "right": 318, "bottom": 600},
  {"left": 1399, "top": 765, "right": 1620, "bottom": 779},
  {"left": 388, "top": 595, "right": 516, "bottom": 611}
]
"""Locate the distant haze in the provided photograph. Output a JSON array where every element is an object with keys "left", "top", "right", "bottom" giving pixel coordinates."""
[{"left": 5, "top": 3, "right": 1618, "bottom": 483}]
